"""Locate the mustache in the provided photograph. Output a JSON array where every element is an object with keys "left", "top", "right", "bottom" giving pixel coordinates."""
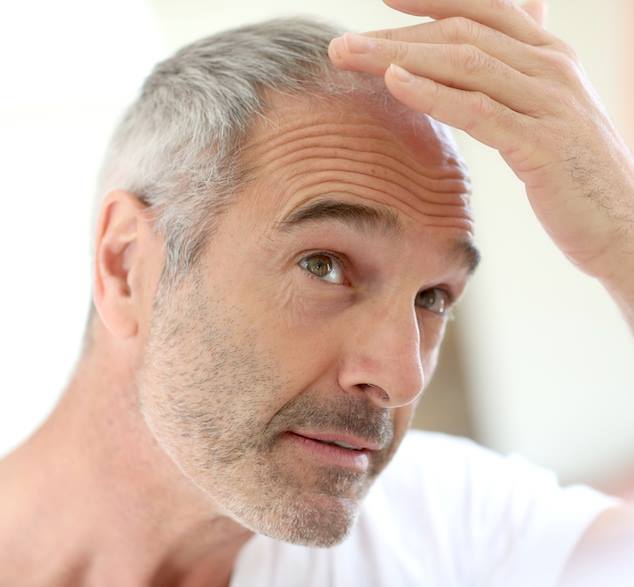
[{"left": 269, "top": 392, "right": 394, "bottom": 449}]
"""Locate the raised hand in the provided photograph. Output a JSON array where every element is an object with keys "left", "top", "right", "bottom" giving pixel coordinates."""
[{"left": 328, "top": 0, "right": 634, "bottom": 294}]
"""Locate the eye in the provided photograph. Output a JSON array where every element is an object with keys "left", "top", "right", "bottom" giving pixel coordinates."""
[
  {"left": 415, "top": 288, "right": 452, "bottom": 316},
  {"left": 298, "top": 252, "right": 345, "bottom": 285}
]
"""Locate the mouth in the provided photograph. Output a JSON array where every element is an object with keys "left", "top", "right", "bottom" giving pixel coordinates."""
[
  {"left": 290, "top": 429, "right": 382, "bottom": 450},
  {"left": 284, "top": 430, "right": 377, "bottom": 472}
]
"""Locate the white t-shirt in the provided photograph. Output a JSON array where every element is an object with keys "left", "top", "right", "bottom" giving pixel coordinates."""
[{"left": 231, "top": 430, "right": 617, "bottom": 586}]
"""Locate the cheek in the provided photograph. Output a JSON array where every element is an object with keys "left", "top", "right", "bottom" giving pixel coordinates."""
[
  {"left": 241, "top": 268, "right": 345, "bottom": 358},
  {"left": 258, "top": 319, "right": 339, "bottom": 393},
  {"left": 419, "top": 318, "right": 447, "bottom": 382},
  {"left": 423, "top": 345, "right": 441, "bottom": 387},
  {"left": 384, "top": 404, "right": 418, "bottom": 463}
]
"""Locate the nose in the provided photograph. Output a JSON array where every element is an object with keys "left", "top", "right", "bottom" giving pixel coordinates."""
[{"left": 337, "top": 300, "right": 425, "bottom": 409}]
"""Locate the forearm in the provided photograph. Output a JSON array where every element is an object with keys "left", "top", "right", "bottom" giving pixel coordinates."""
[
  {"left": 597, "top": 192, "right": 634, "bottom": 334},
  {"left": 585, "top": 156, "right": 634, "bottom": 334}
]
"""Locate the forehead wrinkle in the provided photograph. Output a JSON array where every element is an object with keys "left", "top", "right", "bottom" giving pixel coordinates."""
[
  {"left": 280, "top": 153, "right": 470, "bottom": 206},
  {"left": 280, "top": 173, "right": 473, "bottom": 226},
  {"left": 240, "top": 97, "right": 475, "bottom": 244},
  {"left": 246, "top": 121, "right": 394, "bottom": 155},
  {"left": 257, "top": 145, "right": 469, "bottom": 200},
  {"left": 245, "top": 122, "right": 463, "bottom": 182},
  {"left": 246, "top": 121, "right": 382, "bottom": 150}
]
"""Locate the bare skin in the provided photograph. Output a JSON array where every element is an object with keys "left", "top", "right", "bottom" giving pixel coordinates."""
[
  {"left": 0, "top": 92, "right": 475, "bottom": 586},
  {"left": 2, "top": 0, "right": 633, "bottom": 584},
  {"left": 329, "top": 0, "right": 634, "bottom": 332},
  {"left": 329, "top": 0, "right": 634, "bottom": 579},
  {"left": 0, "top": 329, "right": 252, "bottom": 587}
]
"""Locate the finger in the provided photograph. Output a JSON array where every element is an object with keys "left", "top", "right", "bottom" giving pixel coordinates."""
[
  {"left": 364, "top": 18, "right": 549, "bottom": 75},
  {"left": 382, "top": 0, "right": 553, "bottom": 45},
  {"left": 384, "top": 63, "right": 536, "bottom": 157},
  {"left": 522, "top": 0, "right": 548, "bottom": 26},
  {"left": 329, "top": 33, "right": 543, "bottom": 115}
]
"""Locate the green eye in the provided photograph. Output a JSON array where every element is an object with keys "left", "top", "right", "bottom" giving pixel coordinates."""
[
  {"left": 299, "top": 253, "right": 345, "bottom": 284},
  {"left": 299, "top": 254, "right": 452, "bottom": 314},
  {"left": 416, "top": 288, "right": 451, "bottom": 316}
]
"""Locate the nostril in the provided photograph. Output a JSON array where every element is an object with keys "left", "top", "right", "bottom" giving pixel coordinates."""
[{"left": 362, "top": 383, "right": 390, "bottom": 403}]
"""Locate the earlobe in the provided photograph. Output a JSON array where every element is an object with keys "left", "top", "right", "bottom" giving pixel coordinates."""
[{"left": 93, "top": 191, "right": 151, "bottom": 340}]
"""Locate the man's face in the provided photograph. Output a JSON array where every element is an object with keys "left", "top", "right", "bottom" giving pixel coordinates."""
[{"left": 137, "top": 93, "right": 475, "bottom": 547}]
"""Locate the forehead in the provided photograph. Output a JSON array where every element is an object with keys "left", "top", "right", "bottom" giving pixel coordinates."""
[
  {"left": 234, "top": 91, "right": 474, "bottom": 253},
  {"left": 244, "top": 90, "right": 468, "bottom": 176}
]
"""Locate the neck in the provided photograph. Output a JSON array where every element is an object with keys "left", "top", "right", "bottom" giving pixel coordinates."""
[{"left": 0, "top": 343, "right": 254, "bottom": 587}]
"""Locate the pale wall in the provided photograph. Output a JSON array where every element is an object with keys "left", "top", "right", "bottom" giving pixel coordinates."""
[
  {"left": 1, "top": 1, "right": 632, "bottom": 486},
  {"left": 149, "top": 0, "right": 634, "bottom": 483},
  {"left": 456, "top": 1, "right": 634, "bottom": 483},
  {"left": 0, "top": 0, "right": 164, "bottom": 456}
]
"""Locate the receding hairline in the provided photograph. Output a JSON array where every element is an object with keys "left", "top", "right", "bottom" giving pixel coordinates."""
[{"left": 92, "top": 17, "right": 471, "bottom": 291}]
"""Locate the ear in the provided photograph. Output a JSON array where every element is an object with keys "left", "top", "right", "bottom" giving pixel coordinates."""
[
  {"left": 93, "top": 190, "right": 157, "bottom": 339},
  {"left": 522, "top": 0, "right": 548, "bottom": 26}
]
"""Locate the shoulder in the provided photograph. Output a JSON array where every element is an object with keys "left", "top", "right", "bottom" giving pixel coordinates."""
[{"left": 558, "top": 505, "right": 634, "bottom": 586}]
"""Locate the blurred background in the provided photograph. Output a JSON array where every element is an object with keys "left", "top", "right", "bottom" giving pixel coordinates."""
[{"left": 1, "top": 0, "right": 632, "bottom": 498}]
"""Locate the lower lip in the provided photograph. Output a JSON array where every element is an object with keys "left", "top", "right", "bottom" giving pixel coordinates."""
[{"left": 284, "top": 432, "right": 370, "bottom": 472}]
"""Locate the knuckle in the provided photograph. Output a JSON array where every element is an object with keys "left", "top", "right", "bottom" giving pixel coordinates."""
[
  {"left": 427, "top": 79, "right": 442, "bottom": 102},
  {"left": 550, "top": 39, "right": 579, "bottom": 61},
  {"left": 470, "top": 92, "right": 493, "bottom": 118},
  {"left": 465, "top": 92, "right": 504, "bottom": 133},
  {"left": 442, "top": 17, "right": 479, "bottom": 42},
  {"left": 489, "top": 0, "right": 513, "bottom": 11},
  {"left": 390, "top": 40, "right": 410, "bottom": 63},
  {"left": 455, "top": 44, "right": 485, "bottom": 74},
  {"left": 542, "top": 49, "right": 580, "bottom": 82},
  {"left": 426, "top": 85, "right": 443, "bottom": 118},
  {"left": 379, "top": 29, "right": 396, "bottom": 42}
]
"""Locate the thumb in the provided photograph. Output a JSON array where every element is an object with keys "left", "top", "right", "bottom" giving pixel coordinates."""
[{"left": 522, "top": 0, "right": 548, "bottom": 26}]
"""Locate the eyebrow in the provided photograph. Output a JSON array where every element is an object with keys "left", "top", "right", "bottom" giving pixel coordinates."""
[
  {"left": 275, "top": 197, "right": 480, "bottom": 275},
  {"left": 276, "top": 198, "right": 403, "bottom": 237}
]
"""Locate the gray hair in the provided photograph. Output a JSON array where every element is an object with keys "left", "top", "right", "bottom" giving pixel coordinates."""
[
  {"left": 86, "top": 17, "right": 404, "bottom": 343},
  {"left": 95, "top": 17, "right": 396, "bottom": 287}
]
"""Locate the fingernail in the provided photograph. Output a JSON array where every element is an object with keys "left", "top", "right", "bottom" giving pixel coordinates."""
[
  {"left": 342, "top": 32, "right": 379, "bottom": 54},
  {"left": 328, "top": 37, "right": 344, "bottom": 60},
  {"left": 389, "top": 63, "right": 414, "bottom": 83},
  {"left": 541, "top": 2, "right": 550, "bottom": 26}
]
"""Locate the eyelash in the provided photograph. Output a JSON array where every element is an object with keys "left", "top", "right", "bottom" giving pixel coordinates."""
[
  {"left": 297, "top": 250, "right": 455, "bottom": 315},
  {"left": 298, "top": 250, "right": 350, "bottom": 286}
]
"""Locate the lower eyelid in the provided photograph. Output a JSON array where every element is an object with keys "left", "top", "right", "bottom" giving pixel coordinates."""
[
  {"left": 298, "top": 252, "right": 347, "bottom": 281},
  {"left": 415, "top": 289, "right": 452, "bottom": 315},
  {"left": 298, "top": 254, "right": 459, "bottom": 309}
]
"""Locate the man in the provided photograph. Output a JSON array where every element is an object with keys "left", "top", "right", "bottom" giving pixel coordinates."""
[{"left": 1, "top": 0, "right": 632, "bottom": 585}]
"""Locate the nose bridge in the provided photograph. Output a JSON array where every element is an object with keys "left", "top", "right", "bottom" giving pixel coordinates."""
[{"left": 341, "top": 294, "right": 425, "bottom": 408}]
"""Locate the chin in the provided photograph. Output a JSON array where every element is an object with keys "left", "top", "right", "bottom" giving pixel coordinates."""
[{"left": 228, "top": 491, "right": 362, "bottom": 548}]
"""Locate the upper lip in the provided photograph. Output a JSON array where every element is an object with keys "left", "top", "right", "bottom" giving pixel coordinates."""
[{"left": 290, "top": 429, "right": 383, "bottom": 451}]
